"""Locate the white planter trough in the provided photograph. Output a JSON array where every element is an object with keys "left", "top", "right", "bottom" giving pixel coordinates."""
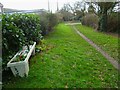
[{"left": 7, "top": 42, "right": 36, "bottom": 77}]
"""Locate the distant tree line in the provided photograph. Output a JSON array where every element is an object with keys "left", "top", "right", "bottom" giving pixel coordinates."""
[{"left": 56, "top": 0, "right": 119, "bottom": 33}]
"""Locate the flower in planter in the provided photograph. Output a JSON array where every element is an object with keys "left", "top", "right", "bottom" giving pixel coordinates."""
[
  {"left": 11, "top": 49, "right": 29, "bottom": 63},
  {"left": 19, "top": 55, "right": 26, "bottom": 61}
]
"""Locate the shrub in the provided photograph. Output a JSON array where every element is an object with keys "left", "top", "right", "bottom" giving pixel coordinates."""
[
  {"left": 81, "top": 13, "right": 98, "bottom": 29},
  {"left": 47, "top": 13, "right": 58, "bottom": 31},
  {"left": 40, "top": 12, "right": 49, "bottom": 35},
  {"left": 107, "top": 12, "right": 119, "bottom": 33},
  {"left": 40, "top": 12, "right": 58, "bottom": 36},
  {"left": 55, "top": 12, "right": 64, "bottom": 23}
]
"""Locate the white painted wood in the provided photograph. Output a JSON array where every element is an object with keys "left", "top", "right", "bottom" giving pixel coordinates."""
[{"left": 7, "top": 42, "right": 36, "bottom": 77}]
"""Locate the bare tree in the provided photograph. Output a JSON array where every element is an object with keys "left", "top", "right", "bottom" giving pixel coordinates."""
[
  {"left": 85, "top": 1, "right": 118, "bottom": 32},
  {"left": 58, "top": 4, "right": 73, "bottom": 21},
  {"left": 66, "top": 1, "right": 86, "bottom": 20},
  {"left": 96, "top": 2, "right": 118, "bottom": 31}
]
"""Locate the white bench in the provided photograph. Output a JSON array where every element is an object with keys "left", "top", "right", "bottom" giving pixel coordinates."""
[{"left": 7, "top": 42, "right": 36, "bottom": 77}]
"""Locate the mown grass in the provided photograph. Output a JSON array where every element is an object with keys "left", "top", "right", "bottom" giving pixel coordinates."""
[
  {"left": 4, "top": 23, "right": 118, "bottom": 88},
  {"left": 75, "top": 25, "right": 119, "bottom": 62}
]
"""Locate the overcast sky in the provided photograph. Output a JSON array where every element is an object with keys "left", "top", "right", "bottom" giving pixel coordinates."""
[{"left": 0, "top": 0, "right": 80, "bottom": 12}]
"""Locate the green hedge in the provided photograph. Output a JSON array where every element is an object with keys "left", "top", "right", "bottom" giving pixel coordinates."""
[
  {"left": 40, "top": 13, "right": 58, "bottom": 36},
  {"left": 2, "top": 13, "right": 42, "bottom": 70}
]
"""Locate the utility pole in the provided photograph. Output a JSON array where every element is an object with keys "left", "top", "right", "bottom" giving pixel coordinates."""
[
  {"left": 48, "top": 0, "right": 50, "bottom": 12},
  {"left": 57, "top": 0, "right": 59, "bottom": 11}
]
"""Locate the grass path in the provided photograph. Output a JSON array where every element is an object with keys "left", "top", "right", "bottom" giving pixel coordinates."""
[
  {"left": 4, "top": 23, "right": 118, "bottom": 88},
  {"left": 72, "top": 25, "right": 119, "bottom": 70},
  {"left": 75, "top": 24, "right": 119, "bottom": 63}
]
